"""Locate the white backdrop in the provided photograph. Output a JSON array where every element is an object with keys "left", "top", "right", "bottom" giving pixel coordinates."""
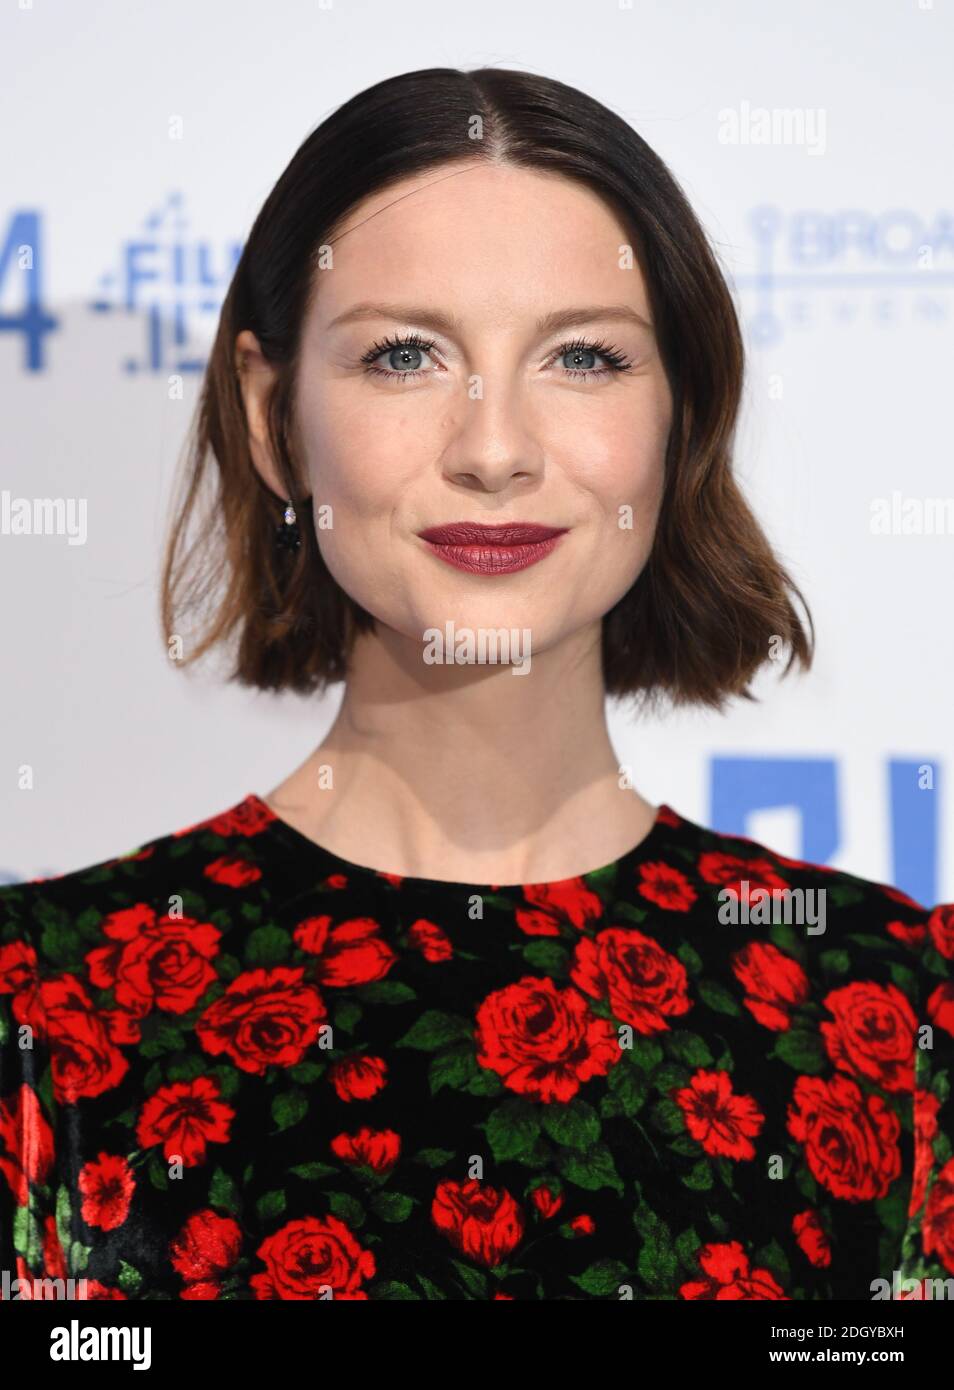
[{"left": 0, "top": 0, "right": 950, "bottom": 902}]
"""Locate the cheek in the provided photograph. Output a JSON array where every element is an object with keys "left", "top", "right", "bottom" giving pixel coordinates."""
[
  {"left": 298, "top": 392, "right": 419, "bottom": 519},
  {"left": 571, "top": 408, "right": 668, "bottom": 529},
  {"left": 295, "top": 392, "right": 427, "bottom": 607}
]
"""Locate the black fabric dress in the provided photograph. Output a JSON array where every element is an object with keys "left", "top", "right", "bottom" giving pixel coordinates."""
[{"left": 1, "top": 793, "right": 952, "bottom": 1301}]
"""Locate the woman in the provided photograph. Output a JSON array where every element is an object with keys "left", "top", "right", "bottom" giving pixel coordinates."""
[{"left": 1, "top": 67, "right": 951, "bottom": 1302}]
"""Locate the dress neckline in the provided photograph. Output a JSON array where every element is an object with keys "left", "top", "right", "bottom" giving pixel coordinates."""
[{"left": 244, "top": 791, "right": 679, "bottom": 894}]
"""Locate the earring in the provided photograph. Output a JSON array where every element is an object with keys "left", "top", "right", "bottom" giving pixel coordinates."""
[{"left": 275, "top": 500, "right": 301, "bottom": 552}]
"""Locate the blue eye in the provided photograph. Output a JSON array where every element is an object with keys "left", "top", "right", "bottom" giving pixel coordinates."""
[
  {"left": 360, "top": 333, "right": 436, "bottom": 380},
  {"left": 556, "top": 338, "right": 634, "bottom": 379},
  {"left": 563, "top": 347, "right": 597, "bottom": 370},
  {"left": 359, "top": 332, "right": 634, "bottom": 382}
]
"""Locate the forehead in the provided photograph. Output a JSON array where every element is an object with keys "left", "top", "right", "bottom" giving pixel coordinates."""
[{"left": 314, "top": 162, "right": 651, "bottom": 326}]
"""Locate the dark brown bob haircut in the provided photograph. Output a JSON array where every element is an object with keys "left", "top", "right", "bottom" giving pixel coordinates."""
[{"left": 160, "top": 65, "right": 812, "bottom": 710}]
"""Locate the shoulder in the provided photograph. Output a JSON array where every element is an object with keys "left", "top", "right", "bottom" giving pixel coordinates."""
[
  {"left": 661, "top": 805, "right": 936, "bottom": 934},
  {"left": 0, "top": 794, "right": 278, "bottom": 983},
  {"left": 654, "top": 808, "right": 953, "bottom": 1015}
]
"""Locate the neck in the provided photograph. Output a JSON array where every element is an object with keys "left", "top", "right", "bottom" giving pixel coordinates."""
[{"left": 265, "top": 622, "right": 656, "bottom": 883}]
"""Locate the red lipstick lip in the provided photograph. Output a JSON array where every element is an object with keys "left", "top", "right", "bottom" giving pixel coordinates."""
[
  {"left": 417, "top": 522, "right": 568, "bottom": 545},
  {"left": 416, "top": 523, "right": 569, "bottom": 575}
]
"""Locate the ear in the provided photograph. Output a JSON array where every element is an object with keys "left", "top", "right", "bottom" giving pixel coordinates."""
[{"left": 234, "top": 329, "right": 286, "bottom": 497}]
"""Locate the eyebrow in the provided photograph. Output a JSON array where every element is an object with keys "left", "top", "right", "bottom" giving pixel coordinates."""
[{"left": 325, "top": 302, "right": 654, "bottom": 335}]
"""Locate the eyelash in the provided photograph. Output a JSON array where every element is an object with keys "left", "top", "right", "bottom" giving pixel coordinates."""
[{"left": 359, "top": 332, "right": 635, "bottom": 382}]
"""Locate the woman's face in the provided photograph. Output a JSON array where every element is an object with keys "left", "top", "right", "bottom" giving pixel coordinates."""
[{"left": 289, "top": 161, "right": 673, "bottom": 662}]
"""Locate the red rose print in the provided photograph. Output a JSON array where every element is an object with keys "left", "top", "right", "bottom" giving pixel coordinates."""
[
  {"left": 792, "top": 1209, "right": 831, "bottom": 1267},
  {"left": 680, "top": 1240, "right": 788, "bottom": 1299},
  {"left": 922, "top": 1158, "right": 954, "bottom": 1275},
  {"left": 571, "top": 927, "right": 691, "bottom": 1033},
  {"left": 928, "top": 905, "right": 954, "bottom": 960},
  {"left": 431, "top": 1178, "right": 524, "bottom": 1267},
  {"left": 0, "top": 1084, "right": 55, "bottom": 1204},
  {"left": 196, "top": 966, "right": 326, "bottom": 1074},
  {"left": 673, "top": 1069, "right": 765, "bottom": 1160},
  {"left": 170, "top": 1208, "right": 242, "bottom": 1292},
  {"left": 179, "top": 1282, "right": 220, "bottom": 1301},
  {"left": 203, "top": 856, "right": 262, "bottom": 888},
  {"left": 515, "top": 878, "right": 604, "bottom": 936},
  {"left": 927, "top": 982, "right": 954, "bottom": 1039},
  {"left": 175, "top": 795, "right": 274, "bottom": 839},
  {"left": 330, "top": 1127, "right": 400, "bottom": 1173},
  {"left": 94, "top": 845, "right": 155, "bottom": 875},
  {"left": 0, "top": 939, "right": 39, "bottom": 997},
  {"left": 474, "top": 976, "right": 622, "bottom": 1102},
  {"left": 730, "top": 942, "right": 810, "bottom": 1031},
  {"left": 1, "top": 785, "right": 944, "bottom": 1303},
  {"left": 252, "top": 1214, "right": 375, "bottom": 1299},
  {"left": 787, "top": 1073, "right": 901, "bottom": 1201},
  {"left": 819, "top": 981, "right": 916, "bottom": 1093},
  {"left": 85, "top": 904, "right": 221, "bottom": 1018},
  {"left": 697, "top": 852, "right": 787, "bottom": 897},
  {"left": 910, "top": 1089, "right": 940, "bottom": 1217},
  {"left": 407, "top": 919, "right": 453, "bottom": 962},
  {"left": 136, "top": 1076, "right": 234, "bottom": 1165},
  {"left": 530, "top": 1185, "right": 563, "bottom": 1220},
  {"left": 886, "top": 919, "right": 927, "bottom": 948},
  {"left": 328, "top": 1054, "right": 388, "bottom": 1102},
  {"left": 99, "top": 1008, "right": 143, "bottom": 1045},
  {"left": 637, "top": 861, "right": 697, "bottom": 912},
  {"left": 767, "top": 851, "right": 837, "bottom": 875},
  {"left": 882, "top": 883, "right": 925, "bottom": 908},
  {"left": 78, "top": 1152, "right": 135, "bottom": 1231},
  {"left": 316, "top": 919, "right": 398, "bottom": 987},
  {"left": 294, "top": 916, "right": 397, "bottom": 987},
  {"left": 294, "top": 915, "right": 331, "bottom": 954},
  {"left": 37, "top": 975, "right": 129, "bottom": 1103}
]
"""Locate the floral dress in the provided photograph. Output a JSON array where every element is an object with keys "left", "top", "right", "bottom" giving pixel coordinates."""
[{"left": 1, "top": 794, "right": 951, "bottom": 1300}]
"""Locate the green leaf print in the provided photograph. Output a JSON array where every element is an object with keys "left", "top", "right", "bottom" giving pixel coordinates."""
[
  {"left": 412, "top": 1148, "right": 457, "bottom": 1168},
  {"left": 663, "top": 1030, "right": 714, "bottom": 1067},
  {"left": 522, "top": 940, "right": 571, "bottom": 976},
  {"left": 772, "top": 1028, "right": 826, "bottom": 1073},
  {"left": 396, "top": 1009, "right": 473, "bottom": 1050},
  {"left": 622, "top": 1036, "right": 665, "bottom": 1071},
  {"left": 209, "top": 1166, "right": 239, "bottom": 1212},
  {"left": 569, "top": 1258, "right": 632, "bottom": 1296},
  {"left": 557, "top": 1142, "right": 623, "bottom": 1194},
  {"left": 370, "top": 1192, "right": 414, "bottom": 1223},
  {"left": 681, "top": 1159, "right": 714, "bottom": 1191},
  {"left": 484, "top": 1098, "right": 542, "bottom": 1162},
  {"left": 429, "top": 1043, "right": 478, "bottom": 1094},
  {"left": 697, "top": 979, "right": 741, "bottom": 1016},
  {"left": 541, "top": 1098, "right": 601, "bottom": 1151},
  {"left": 271, "top": 1089, "right": 308, "bottom": 1132},
  {"left": 256, "top": 1190, "right": 287, "bottom": 1222},
  {"left": 245, "top": 924, "right": 290, "bottom": 966},
  {"left": 289, "top": 1162, "right": 338, "bottom": 1180}
]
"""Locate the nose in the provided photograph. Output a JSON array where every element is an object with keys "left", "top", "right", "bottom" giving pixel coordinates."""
[{"left": 439, "top": 374, "right": 545, "bottom": 492}]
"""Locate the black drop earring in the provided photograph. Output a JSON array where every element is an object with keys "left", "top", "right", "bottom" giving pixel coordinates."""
[{"left": 274, "top": 500, "right": 301, "bottom": 552}]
